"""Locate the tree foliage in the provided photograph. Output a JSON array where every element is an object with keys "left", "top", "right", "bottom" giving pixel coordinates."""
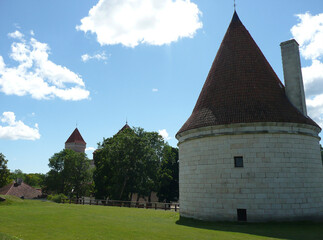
[
  {"left": 93, "top": 127, "right": 179, "bottom": 202},
  {"left": 156, "top": 146, "right": 179, "bottom": 202},
  {"left": 10, "top": 169, "right": 45, "bottom": 187},
  {"left": 24, "top": 173, "right": 45, "bottom": 187},
  {"left": 9, "top": 169, "right": 24, "bottom": 181},
  {"left": 0, "top": 153, "right": 10, "bottom": 188},
  {"left": 44, "top": 149, "right": 92, "bottom": 198}
]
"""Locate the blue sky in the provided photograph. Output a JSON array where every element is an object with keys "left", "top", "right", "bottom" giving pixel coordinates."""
[{"left": 1, "top": 0, "right": 323, "bottom": 173}]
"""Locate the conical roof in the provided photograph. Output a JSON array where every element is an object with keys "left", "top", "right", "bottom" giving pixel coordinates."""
[
  {"left": 177, "top": 12, "right": 319, "bottom": 135},
  {"left": 117, "top": 122, "right": 131, "bottom": 134},
  {"left": 65, "top": 128, "right": 86, "bottom": 144}
]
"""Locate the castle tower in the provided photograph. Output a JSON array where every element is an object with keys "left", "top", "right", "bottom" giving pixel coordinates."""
[
  {"left": 65, "top": 128, "right": 86, "bottom": 153},
  {"left": 176, "top": 12, "right": 323, "bottom": 222},
  {"left": 117, "top": 122, "right": 131, "bottom": 134}
]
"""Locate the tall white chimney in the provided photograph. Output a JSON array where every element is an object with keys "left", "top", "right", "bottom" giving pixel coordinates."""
[{"left": 280, "top": 39, "right": 307, "bottom": 116}]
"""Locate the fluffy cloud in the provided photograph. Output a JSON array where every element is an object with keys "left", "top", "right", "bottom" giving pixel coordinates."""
[
  {"left": 291, "top": 12, "right": 323, "bottom": 127},
  {"left": 158, "top": 129, "right": 171, "bottom": 141},
  {"left": 0, "top": 31, "right": 90, "bottom": 100},
  {"left": 81, "top": 51, "right": 109, "bottom": 62},
  {"left": 152, "top": 88, "right": 158, "bottom": 92},
  {"left": 291, "top": 12, "right": 323, "bottom": 60},
  {"left": 0, "top": 112, "right": 40, "bottom": 140},
  {"left": 76, "top": 0, "right": 202, "bottom": 47},
  {"left": 8, "top": 30, "right": 24, "bottom": 40},
  {"left": 85, "top": 147, "right": 96, "bottom": 151}
]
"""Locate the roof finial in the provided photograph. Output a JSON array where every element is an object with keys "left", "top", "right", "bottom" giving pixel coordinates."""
[
  {"left": 234, "top": 0, "right": 236, "bottom": 11},
  {"left": 76, "top": 121, "right": 78, "bottom": 128},
  {"left": 126, "top": 117, "right": 128, "bottom": 125}
]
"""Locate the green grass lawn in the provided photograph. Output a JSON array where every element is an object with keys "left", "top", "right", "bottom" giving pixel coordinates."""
[{"left": 1, "top": 195, "right": 323, "bottom": 240}]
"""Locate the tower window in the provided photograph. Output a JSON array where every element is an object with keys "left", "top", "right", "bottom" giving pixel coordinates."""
[
  {"left": 237, "top": 209, "right": 247, "bottom": 221},
  {"left": 234, "top": 156, "right": 243, "bottom": 167}
]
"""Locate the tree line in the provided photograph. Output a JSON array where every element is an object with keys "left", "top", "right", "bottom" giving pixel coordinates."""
[
  {"left": 0, "top": 154, "right": 45, "bottom": 188},
  {"left": 0, "top": 126, "right": 178, "bottom": 202},
  {"left": 93, "top": 127, "right": 178, "bottom": 202},
  {"left": 44, "top": 127, "right": 178, "bottom": 202}
]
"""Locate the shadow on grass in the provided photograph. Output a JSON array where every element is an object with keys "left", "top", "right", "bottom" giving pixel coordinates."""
[{"left": 176, "top": 217, "right": 323, "bottom": 240}]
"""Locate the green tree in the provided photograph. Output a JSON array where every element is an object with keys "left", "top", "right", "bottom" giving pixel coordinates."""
[
  {"left": 9, "top": 169, "right": 24, "bottom": 182},
  {"left": 24, "top": 173, "right": 45, "bottom": 188},
  {"left": 0, "top": 153, "right": 11, "bottom": 188},
  {"left": 156, "top": 146, "right": 179, "bottom": 202},
  {"left": 93, "top": 127, "right": 165, "bottom": 201},
  {"left": 44, "top": 149, "right": 92, "bottom": 198}
]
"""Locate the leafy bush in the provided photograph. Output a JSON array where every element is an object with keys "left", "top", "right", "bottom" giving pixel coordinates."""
[{"left": 47, "top": 193, "right": 67, "bottom": 203}]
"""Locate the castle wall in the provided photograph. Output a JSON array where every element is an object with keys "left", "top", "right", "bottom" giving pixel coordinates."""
[
  {"left": 177, "top": 123, "right": 323, "bottom": 221},
  {"left": 65, "top": 142, "right": 86, "bottom": 153}
]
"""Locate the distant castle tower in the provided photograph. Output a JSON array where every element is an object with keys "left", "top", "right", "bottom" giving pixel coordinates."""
[
  {"left": 176, "top": 12, "right": 323, "bottom": 222},
  {"left": 65, "top": 128, "right": 86, "bottom": 153},
  {"left": 117, "top": 122, "right": 131, "bottom": 134}
]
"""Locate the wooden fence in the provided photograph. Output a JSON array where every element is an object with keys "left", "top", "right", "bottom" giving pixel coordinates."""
[{"left": 62, "top": 198, "right": 179, "bottom": 212}]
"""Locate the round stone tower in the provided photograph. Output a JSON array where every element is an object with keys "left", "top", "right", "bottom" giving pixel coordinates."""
[{"left": 176, "top": 12, "right": 323, "bottom": 222}]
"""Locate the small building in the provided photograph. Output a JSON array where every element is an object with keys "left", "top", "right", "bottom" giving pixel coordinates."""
[
  {"left": 65, "top": 128, "right": 86, "bottom": 153},
  {"left": 0, "top": 180, "right": 41, "bottom": 199}
]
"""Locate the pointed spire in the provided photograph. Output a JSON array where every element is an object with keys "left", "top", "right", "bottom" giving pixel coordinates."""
[
  {"left": 177, "top": 12, "right": 318, "bottom": 136},
  {"left": 65, "top": 128, "right": 86, "bottom": 144},
  {"left": 230, "top": 11, "right": 241, "bottom": 24},
  {"left": 117, "top": 122, "right": 131, "bottom": 134}
]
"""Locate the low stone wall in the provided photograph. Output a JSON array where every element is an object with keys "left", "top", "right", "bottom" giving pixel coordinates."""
[{"left": 177, "top": 122, "right": 323, "bottom": 221}]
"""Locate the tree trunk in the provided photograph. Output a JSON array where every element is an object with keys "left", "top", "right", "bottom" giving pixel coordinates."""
[{"left": 119, "top": 177, "right": 128, "bottom": 200}]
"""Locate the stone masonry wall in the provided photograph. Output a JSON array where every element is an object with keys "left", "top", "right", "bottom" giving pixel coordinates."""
[
  {"left": 65, "top": 142, "right": 86, "bottom": 153},
  {"left": 177, "top": 123, "right": 323, "bottom": 221}
]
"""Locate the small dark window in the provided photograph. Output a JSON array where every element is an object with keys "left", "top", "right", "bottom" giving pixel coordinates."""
[
  {"left": 234, "top": 156, "right": 243, "bottom": 167},
  {"left": 237, "top": 209, "right": 247, "bottom": 221}
]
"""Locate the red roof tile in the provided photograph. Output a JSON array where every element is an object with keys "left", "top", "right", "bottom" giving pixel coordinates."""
[
  {"left": 65, "top": 128, "right": 86, "bottom": 144},
  {"left": 117, "top": 123, "right": 131, "bottom": 134},
  {"left": 0, "top": 182, "right": 41, "bottom": 199},
  {"left": 177, "top": 12, "right": 319, "bottom": 135}
]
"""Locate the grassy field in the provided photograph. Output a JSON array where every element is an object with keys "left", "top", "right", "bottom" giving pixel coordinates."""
[{"left": 1, "top": 195, "right": 323, "bottom": 240}]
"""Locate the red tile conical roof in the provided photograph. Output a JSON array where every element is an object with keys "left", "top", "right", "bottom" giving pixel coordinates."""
[
  {"left": 117, "top": 123, "right": 131, "bottom": 134},
  {"left": 177, "top": 12, "right": 319, "bottom": 135},
  {"left": 65, "top": 128, "right": 86, "bottom": 144}
]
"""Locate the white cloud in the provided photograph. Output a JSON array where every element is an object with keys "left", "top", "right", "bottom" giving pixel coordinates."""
[
  {"left": 0, "top": 31, "right": 90, "bottom": 100},
  {"left": 8, "top": 30, "right": 24, "bottom": 40},
  {"left": 302, "top": 59, "right": 323, "bottom": 97},
  {"left": 291, "top": 12, "right": 323, "bottom": 60},
  {"left": 81, "top": 51, "right": 109, "bottom": 62},
  {"left": 0, "top": 112, "right": 40, "bottom": 140},
  {"left": 85, "top": 147, "right": 96, "bottom": 151},
  {"left": 30, "top": 30, "right": 35, "bottom": 36},
  {"left": 152, "top": 88, "right": 158, "bottom": 92},
  {"left": 76, "top": 0, "right": 202, "bottom": 47},
  {"left": 291, "top": 12, "right": 323, "bottom": 128},
  {"left": 158, "top": 129, "right": 171, "bottom": 141}
]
